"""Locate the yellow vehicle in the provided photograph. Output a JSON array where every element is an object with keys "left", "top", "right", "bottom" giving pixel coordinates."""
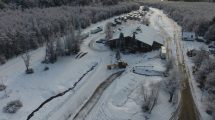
[{"left": 107, "top": 60, "right": 128, "bottom": 70}]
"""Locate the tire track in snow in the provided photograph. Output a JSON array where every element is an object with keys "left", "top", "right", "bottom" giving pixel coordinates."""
[
  {"left": 26, "top": 63, "right": 98, "bottom": 120},
  {"left": 72, "top": 71, "right": 124, "bottom": 120}
]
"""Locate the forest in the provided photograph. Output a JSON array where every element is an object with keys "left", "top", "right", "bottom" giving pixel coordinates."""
[
  {"left": 0, "top": 2, "right": 139, "bottom": 63},
  {"left": 139, "top": 1, "right": 215, "bottom": 42},
  {"left": 0, "top": 0, "right": 125, "bottom": 9}
]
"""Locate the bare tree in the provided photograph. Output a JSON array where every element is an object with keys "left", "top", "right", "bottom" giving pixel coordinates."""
[
  {"left": 65, "top": 25, "right": 76, "bottom": 55},
  {"left": 21, "top": 51, "right": 34, "bottom": 74},
  {"left": 72, "top": 30, "right": 81, "bottom": 54},
  {"left": 165, "top": 57, "right": 175, "bottom": 74},
  {"left": 205, "top": 95, "right": 215, "bottom": 118},
  {"left": 163, "top": 68, "right": 180, "bottom": 103},
  {"left": 205, "top": 71, "right": 215, "bottom": 93},
  {"left": 141, "top": 17, "right": 150, "bottom": 26},
  {"left": 64, "top": 27, "right": 81, "bottom": 55},
  {"left": 105, "top": 22, "right": 113, "bottom": 40},
  {"left": 192, "top": 48, "right": 209, "bottom": 70},
  {"left": 141, "top": 83, "right": 160, "bottom": 113},
  {"left": 195, "top": 58, "right": 215, "bottom": 88},
  {"left": 0, "top": 76, "right": 8, "bottom": 97},
  {"left": 0, "top": 55, "right": 6, "bottom": 64},
  {"left": 45, "top": 39, "right": 57, "bottom": 63},
  {"left": 56, "top": 38, "right": 64, "bottom": 56}
]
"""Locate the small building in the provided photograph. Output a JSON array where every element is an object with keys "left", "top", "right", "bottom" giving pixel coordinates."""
[
  {"left": 107, "top": 24, "right": 163, "bottom": 53},
  {"left": 182, "top": 32, "right": 196, "bottom": 41}
]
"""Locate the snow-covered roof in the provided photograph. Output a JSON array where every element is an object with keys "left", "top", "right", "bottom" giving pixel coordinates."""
[{"left": 112, "top": 24, "right": 163, "bottom": 46}]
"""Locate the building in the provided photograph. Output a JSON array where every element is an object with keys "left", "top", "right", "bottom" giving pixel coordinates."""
[
  {"left": 182, "top": 32, "right": 196, "bottom": 41},
  {"left": 107, "top": 24, "right": 163, "bottom": 53},
  {"left": 160, "top": 46, "right": 166, "bottom": 59}
]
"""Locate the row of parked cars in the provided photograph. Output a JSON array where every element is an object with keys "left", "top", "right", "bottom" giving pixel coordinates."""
[
  {"left": 109, "top": 9, "right": 148, "bottom": 28},
  {"left": 79, "top": 26, "right": 103, "bottom": 41},
  {"left": 126, "top": 11, "right": 146, "bottom": 21}
]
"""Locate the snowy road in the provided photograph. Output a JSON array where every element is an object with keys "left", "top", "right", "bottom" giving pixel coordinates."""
[{"left": 149, "top": 8, "right": 201, "bottom": 120}]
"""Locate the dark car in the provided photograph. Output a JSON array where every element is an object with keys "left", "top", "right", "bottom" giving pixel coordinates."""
[
  {"left": 96, "top": 38, "right": 106, "bottom": 44},
  {"left": 209, "top": 45, "right": 215, "bottom": 48},
  {"left": 111, "top": 22, "right": 117, "bottom": 27}
]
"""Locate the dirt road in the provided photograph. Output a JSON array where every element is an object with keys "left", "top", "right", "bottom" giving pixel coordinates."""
[
  {"left": 172, "top": 22, "right": 201, "bottom": 120},
  {"left": 153, "top": 8, "right": 201, "bottom": 120}
]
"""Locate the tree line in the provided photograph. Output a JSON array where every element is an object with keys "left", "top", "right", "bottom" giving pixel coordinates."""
[
  {"left": 192, "top": 48, "right": 215, "bottom": 119},
  {"left": 0, "top": 0, "right": 125, "bottom": 9},
  {"left": 168, "top": 0, "right": 215, "bottom": 2},
  {"left": 141, "top": 1, "right": 215, "bottom": 43},
  {"left": 0, "top": 3, "right": 139, "bottom": 64}
]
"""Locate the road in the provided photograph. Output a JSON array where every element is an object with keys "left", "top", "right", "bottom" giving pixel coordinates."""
[
  {"left": 151, "top": 8, "right": 201, "bottom": 120},
  {"left": 172, "top": 21, "right": 201, "bottom": 120}
]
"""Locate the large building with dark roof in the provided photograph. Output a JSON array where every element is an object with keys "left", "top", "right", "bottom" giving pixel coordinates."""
[{"left": 107, "top": 24, "right": 164, "bottom": 53}]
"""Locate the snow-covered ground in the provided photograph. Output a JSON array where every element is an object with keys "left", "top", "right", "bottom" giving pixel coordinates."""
[
  {"left": 0, "top": 15, "right": 119, "bottom": 120},
  {"left": 85, "top": 51, "right": 175, "bottom": 120},
  {"left": 182, "top": 40, "right": 212, "bottom": 120},
  {"left": 149, "top": 7, "right": 212, "bottom": 120},
  {"left": 67, "top": 11, "right": 177, "bottom": 120},
  {"left": 1, "top": 7, "right": 207, "bottom": 120}
]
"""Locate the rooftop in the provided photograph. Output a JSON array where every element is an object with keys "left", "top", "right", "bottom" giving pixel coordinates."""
[{"left": 112, "top": 22, "right": 164, "bottom": 46}]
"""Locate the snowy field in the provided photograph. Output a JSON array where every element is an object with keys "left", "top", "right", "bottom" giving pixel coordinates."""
[
  {"left": 0, "top": 15, "right": 118, "bottom": 120},
  {"left": 0, "top": 7, "right": 204, "bottom": 120},
  {"left": 85, "top": 51, "right": 175, "bottom": 120}
]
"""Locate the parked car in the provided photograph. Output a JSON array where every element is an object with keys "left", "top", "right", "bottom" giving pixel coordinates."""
[
  {"left": 90, "top": 27, "right": 103, "bottom": 34},
  {"left": 96, "top": 38, "right": 106, "bottom": 44},
  {"left": 114, "top": 19, "right": 122, "bottom": 25},
  {"left": 111, "top": 22, "right": 117, "bottom": 27},
  {"left": 208, "top": 45, "right": 215, "bottom": 48},
  {"left": 196, "top": 37, "right": 206, "bottom": 42}
]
